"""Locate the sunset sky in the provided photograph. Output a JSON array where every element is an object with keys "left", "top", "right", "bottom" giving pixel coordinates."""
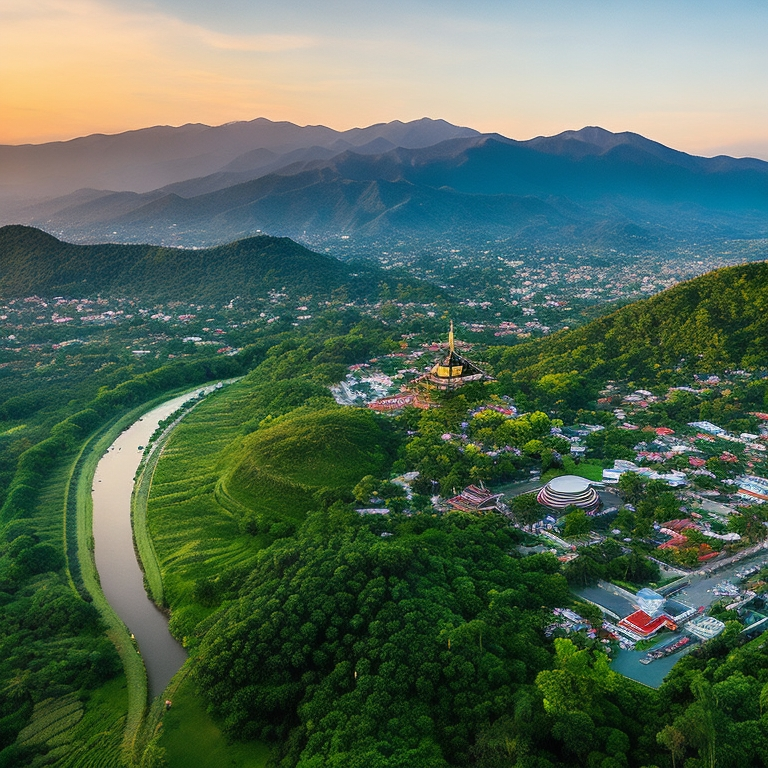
[{"left": 1, "top": 0, "right": 767, "bottom": 157}]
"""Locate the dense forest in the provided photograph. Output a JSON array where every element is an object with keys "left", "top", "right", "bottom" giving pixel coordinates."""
[{"left": 193, "top": 499, "right": 768, "bottom": 768}]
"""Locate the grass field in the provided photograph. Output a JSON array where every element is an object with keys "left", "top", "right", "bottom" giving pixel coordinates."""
[
  {"left": 146, "top": 378, "right": 390, "bottom": 640},
  {"left": 156, "top": 675, "right": 270, "bottom": 768},
  {"left": 145, "top": 378, "right": 266, "bottom": 641},
  {"left": 542, "top": 456, "right": 606, "bottom": 483},
  {"left": 225, "top": 405, "right": 388, "bottom": 516}
]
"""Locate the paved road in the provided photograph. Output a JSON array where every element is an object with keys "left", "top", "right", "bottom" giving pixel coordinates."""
[
  {"left": 673, "top": 548, "right": 768, "bottom": 610},
  {"left": 495, "top": 479, "right": 544, "bottom": 497}
]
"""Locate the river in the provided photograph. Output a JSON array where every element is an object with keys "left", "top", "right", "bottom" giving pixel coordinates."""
[{"left": 91, "top": 390, "right": 208, "bottom": 698}]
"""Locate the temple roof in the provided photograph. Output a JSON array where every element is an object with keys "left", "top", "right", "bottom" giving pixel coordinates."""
[{"left": 425, "top": 322, "right": 489, "bottom": 389}]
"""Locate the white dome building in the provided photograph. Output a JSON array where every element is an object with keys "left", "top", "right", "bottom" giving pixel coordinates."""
[{"left": 537, "top": 475, "right": 601, "bottom": 515}]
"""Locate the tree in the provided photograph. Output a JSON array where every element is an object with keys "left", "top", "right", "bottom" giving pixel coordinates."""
[
  {"left": 675, "top": 676, "right": 717, "bottom": 768},
  {"left": 563, "top": 509, "right": 590, "bottom": 538},
  {"left": 573, "top": 601, "right": 603, "bottom": 628},
  {"left": 522, "top": 439, "right": 545, "bottom": 458},
  {"left": 353, "top": 475, "right": 382, "bottom": 504},
  {"left": 563, "top": 555, "right": 603, "bottom": 586},
  {"left": 540, "top": 448, "right": 561, "bottom": 473},
  {"left": 617, "top": 472, "right": 644, "bottom": 504},
  {"left": 728, "top": 505, "right": 768, "bottom": 542},
  {"left": 760, "top": 682, "right": 768, "bottom": 717},
  {"left": 656, "top": 724, "right": 685, "bottom": 768},
  {"left": 614, "top": 508, "right": 635, "bottom": 535},
  {"left": 511, "top": 493, "right": 544, "bottom": 527}
]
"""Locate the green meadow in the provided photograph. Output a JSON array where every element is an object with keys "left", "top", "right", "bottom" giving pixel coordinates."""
[
  {"left": 147, "top": 373, "right": 392, "bottom": 640},
  {"left": 145, "top": 377, "right": 267, "bottom": 641},
  {"left": 156, "top": 674, "right": 270, "bottom": 768}
]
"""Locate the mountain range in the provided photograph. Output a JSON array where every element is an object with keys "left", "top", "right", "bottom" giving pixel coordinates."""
[
  {"left": 3, "top": 119, "right": 768, "bottom": 248},
  {"left": 0, "top": 118, "right": 478, "bottom": 201}
]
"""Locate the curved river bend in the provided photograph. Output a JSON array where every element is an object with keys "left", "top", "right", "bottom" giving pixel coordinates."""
[{"left": 92, "top": 391, "right": 207, "bottom": 697}]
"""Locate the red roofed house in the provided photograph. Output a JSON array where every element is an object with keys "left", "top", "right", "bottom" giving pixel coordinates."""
[{"left": 661, "top": 519, "right": 697, "bottom": 533}]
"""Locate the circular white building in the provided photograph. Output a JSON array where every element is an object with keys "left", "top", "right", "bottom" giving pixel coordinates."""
[{"left": 537, "top": 475, "right": 601, "bottom": 515}]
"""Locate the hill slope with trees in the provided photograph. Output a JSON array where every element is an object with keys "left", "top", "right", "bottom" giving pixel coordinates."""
[
  {"left": 0, "top": 225, "right": 435, "bottom": 302},
  {"left": 487, "top": 258, "right": 768, "bottom": 393}
]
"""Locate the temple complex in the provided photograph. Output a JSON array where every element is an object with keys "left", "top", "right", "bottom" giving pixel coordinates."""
[
  {"left": 365, "top": 322, "right": 491, "bottom": 411},
  {"left": 421, "top": 322, "right": 490, "bottom": 391}
]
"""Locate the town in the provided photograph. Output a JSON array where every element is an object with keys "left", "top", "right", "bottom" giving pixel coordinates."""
[{"left": 334, "top": 327, "right": 768, "bottom": 688}]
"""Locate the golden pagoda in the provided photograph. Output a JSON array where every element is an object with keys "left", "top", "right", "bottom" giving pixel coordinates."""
[{"left": 424, "top": 322, "right": 490, "bottom": 391}]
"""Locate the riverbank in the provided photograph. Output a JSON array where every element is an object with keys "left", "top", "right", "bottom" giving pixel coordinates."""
[
  {"left": 91, "top": 394, "right": 197, "bottom": 697},
  {"left": 73, "top": 384, "right": 219, "bottom": 762},
  {"left": 132, "top": 382, "right": 235, "bottom": 608}
]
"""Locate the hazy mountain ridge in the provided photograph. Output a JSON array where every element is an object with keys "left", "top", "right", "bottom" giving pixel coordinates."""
[
  {"left": 0, "top": 117, "right": 479, "bottom": 200},
  {"left": 5, "top": 122, "right": 768, "bottom": 248}
]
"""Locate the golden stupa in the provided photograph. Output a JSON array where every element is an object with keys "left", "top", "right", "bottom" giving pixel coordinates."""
[{"left": 424, "top": 322, "right": 490, "bottom": 390}]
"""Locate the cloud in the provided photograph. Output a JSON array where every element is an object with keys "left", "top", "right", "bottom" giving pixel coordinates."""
[
  {"left": 0, "top": 0, "right": 324, "bottom": 142},
  {"left": 193, "top": 30, "right": 315, "bottom": 53}
]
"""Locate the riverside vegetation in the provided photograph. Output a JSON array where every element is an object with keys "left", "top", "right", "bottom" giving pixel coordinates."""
[{"left": 1, "top": 232, "right": 768, "bottom": 766}]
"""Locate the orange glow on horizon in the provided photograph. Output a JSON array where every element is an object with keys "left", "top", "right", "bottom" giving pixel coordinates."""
[{"left": 1, "top": 0, "right": 766, "bottom": 159}]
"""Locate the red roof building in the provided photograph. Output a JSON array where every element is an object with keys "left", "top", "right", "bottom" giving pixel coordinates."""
[
  {"left": 447, "top": 485, "right": 505, "bottom": 514},
  {"left": 368, "top": 393, "right": 431, "bottom": 411},
  {"left": 618, "top": 610, "right": 677, "bottom": 637},
  {"left": 661, "top": 519, "right": 697, "bottom": 533}
]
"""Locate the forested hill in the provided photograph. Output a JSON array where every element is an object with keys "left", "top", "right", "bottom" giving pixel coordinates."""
[
  {"left": 488, "top": 258, "right": 768, "bottom": 387},
  {"left": 0, "top": 225, "right": 434, "bottom": 302}
]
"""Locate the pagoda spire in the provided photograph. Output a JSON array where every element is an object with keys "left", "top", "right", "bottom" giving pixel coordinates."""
[{"left": 449, "top": 320, "right": 455, "bottom": 354}]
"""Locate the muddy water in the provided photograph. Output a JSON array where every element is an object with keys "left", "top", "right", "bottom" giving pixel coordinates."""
[{"left": 92, "top": 392, "right": 200, "bottom": 697}]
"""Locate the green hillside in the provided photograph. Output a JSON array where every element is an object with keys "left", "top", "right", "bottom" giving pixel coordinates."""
[
  {"left": 226, "top": 406, "right": 389, "bottom": 508},
  {"left": 488, "top": 258, "right": 768, "bottom": 388},
  {"left": 0, "top": 225, "right": 433, "bottom": 302},
  {"left": 146, "top": 362, "right": 397, "bottom": 639}
]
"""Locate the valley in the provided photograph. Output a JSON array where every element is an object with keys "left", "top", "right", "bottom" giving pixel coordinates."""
[{"left": 1, "top": 126, "right": 767, "bottom": 768}]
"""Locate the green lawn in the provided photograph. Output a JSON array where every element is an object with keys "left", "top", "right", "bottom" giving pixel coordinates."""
[
  {"left": 542, "top": 456, "right": 605, "bottom": 483},
  {"left": 225, "top": 405, "right": 388, "bottom": 515},
  {"left": 158, "top": 675, "right": 270, "bottom": 768},
  {"left": 147, "top": 380, "right": 391, "bottom": 640}
]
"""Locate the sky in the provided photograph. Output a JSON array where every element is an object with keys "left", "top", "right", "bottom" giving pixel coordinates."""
[{"left": 1, "top": 0, "right": 767, "bottom": 158}]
